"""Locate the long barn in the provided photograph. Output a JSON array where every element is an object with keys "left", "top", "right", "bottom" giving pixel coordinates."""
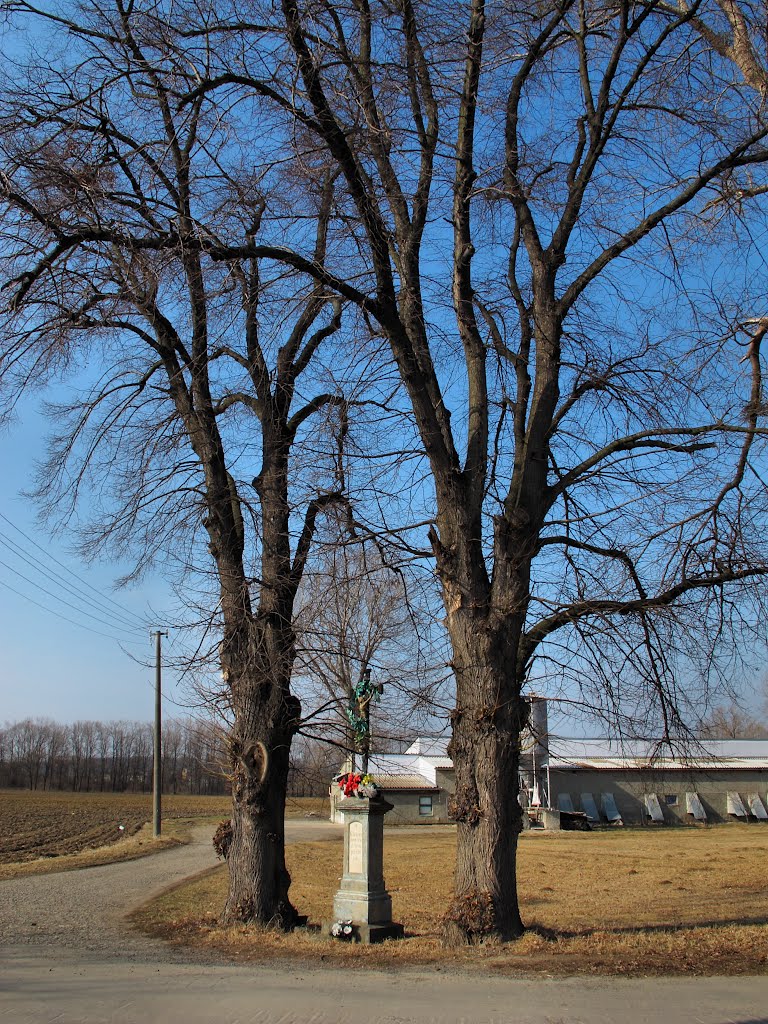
[{"left": 331, "top": 702, "right": 768, "bottom": 827}]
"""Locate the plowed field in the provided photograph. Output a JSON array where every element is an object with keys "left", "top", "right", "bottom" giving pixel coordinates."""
[{"left": 0, "top": 791, "right": 230, "bottom": 863}]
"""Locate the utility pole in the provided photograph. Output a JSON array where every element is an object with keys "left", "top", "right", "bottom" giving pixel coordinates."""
[{"left": 152, "top": 630, "right": 168, "bottom": 837}]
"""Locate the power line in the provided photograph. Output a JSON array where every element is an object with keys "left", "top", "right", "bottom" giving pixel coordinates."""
[
  {"left": 0, "top": 557, "right": 145, "bottom": 639},
  {"left": 0, "top": 577, "right": 145, "bottom": 645},
  {"left": 0, "top": 510, "right": 152, "bottom": 630},
  {"left": 0, "top": 512, "right": 182, "bottom": 709},
  {"left": 0, "top": 530, "right": 145, "bottom": 637}
]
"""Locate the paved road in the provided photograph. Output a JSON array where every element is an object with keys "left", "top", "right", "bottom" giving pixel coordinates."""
[
  {"left": 2, "top": 820, "right": 767, "bottom": 1024},
  {"left": 4, "top": 952, "right": 768, "bottom": 1024}
]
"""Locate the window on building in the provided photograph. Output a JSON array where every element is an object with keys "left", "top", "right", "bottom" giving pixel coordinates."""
[
  {"left": 419, "top": 795, "right": 433, "bottom": 816},
  {"left": 664, "top": 794, "right": 678, "bottom": 806}
]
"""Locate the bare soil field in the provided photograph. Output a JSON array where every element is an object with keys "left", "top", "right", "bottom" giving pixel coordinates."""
[
  {"left": 133, "top": 824, "right": 768, "bottom": 976},
  {"left": 0, "top": 790, "right": 327, "bottom": 874}
]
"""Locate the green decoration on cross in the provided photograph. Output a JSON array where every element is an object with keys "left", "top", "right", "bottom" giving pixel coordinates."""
[{"left": 346, "top": 668, "right": 383, "bottom": 776}]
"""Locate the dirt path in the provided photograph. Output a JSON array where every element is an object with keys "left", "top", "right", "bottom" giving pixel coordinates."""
[{"left": 0, "top": 819, "right": 341, "bottom": 961}]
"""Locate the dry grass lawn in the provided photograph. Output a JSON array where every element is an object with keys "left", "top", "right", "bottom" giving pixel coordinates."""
[{"left": 131, "top": 824, "right": 768, "bottom": 977}]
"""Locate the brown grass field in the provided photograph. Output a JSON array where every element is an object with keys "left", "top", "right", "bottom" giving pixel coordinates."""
[
  {"left": 0, "top": 789, "right": 327, "bottom": 878},
  {"left": 131, "top": 824, "right": 768, "bottom": 977}
]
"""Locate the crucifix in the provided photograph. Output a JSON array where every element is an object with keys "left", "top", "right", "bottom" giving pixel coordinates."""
[{"left": 347, "top": 667, "right": 383, "bottom": 775}]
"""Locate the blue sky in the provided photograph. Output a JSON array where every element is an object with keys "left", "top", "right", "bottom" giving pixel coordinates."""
[
  {"left": 0, "top": 402, "right": 187, "bottom": 724},
  {"left": 0, "top": 14, "right": 184, "bottom": 724}
]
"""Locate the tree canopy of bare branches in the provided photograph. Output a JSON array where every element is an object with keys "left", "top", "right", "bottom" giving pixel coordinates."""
[
  {"left": 294, "top": 535, "right": 449, "bottom": 751},
  {"left": 698, "top": 702, "right": 768, "bottom": 738},
  {"left": 4, "top": 0, "right": 768, "bottom": 944}
]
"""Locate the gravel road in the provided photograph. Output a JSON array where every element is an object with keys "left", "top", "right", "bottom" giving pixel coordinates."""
[{"left": 0, "top": 818, "right": 341, "bottom": 961}]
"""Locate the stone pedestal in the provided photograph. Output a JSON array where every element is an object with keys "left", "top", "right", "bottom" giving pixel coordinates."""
[{"left": 326, "top": 795, "right": 404, "bottom": 944}]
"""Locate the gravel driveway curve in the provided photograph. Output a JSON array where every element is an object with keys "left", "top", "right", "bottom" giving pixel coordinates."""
[{"left": 0, "top": 819, "right": 341, "bottom": 962}]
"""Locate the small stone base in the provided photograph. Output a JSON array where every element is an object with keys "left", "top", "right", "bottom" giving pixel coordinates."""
[{"left": 322, "top": 920, "right": 405, "bottom": 944}]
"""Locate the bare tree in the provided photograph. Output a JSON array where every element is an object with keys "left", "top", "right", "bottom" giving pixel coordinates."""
[
  {"left": 11, "top": 719, "right": 51, "bottom": 789},
  {"left": 699, "top": 702, "right": 768, "bottom": 738},
  {"left": 295, "top": 535, "right": 448, "bottom": 756},
  {"left": 162, "top": 0, "right": 768, "bottom": 941},
  {"left": 0, "top": 1, "right": 371, "bottom": 925},
  {"left": 70, "top": 721, "right": 95, "bottom": 792}
]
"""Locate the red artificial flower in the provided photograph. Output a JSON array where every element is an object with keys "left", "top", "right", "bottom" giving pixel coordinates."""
[{"left": 338, "top": 772, "right": 362, "bottom": 796}]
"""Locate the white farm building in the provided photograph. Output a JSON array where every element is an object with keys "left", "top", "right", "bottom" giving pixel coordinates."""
[{"left": 331, "top": 702, "right": 768, "bottom": 827}]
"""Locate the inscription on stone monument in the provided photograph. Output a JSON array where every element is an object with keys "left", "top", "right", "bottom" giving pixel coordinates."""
[{"left": 348, "top": 820, "right": 364, "bottom": 873}]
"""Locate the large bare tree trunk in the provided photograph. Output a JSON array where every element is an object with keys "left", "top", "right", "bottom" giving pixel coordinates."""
[
  {"left": 200, "top": 399, "right": 316, "bottom": 927},
  {"left": 222, "top": 622, "right": 302, "bottom": 927},
  {"left": 441, "top": 610, "right": 527, "bottom": 943},
  {"left": 430, "top": 512, "right": 536, "bottom": 942},
  {"left": 224, "top": 716, "right": 297, "bottom": 925}
]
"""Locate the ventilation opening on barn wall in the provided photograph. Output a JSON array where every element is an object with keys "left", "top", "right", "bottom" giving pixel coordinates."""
[
  {"left": 685, "top": 792, "right": 707, "bottom": 821},
  {"left": 644, "top": 793, "right": 664, "bottom": 823},
  {"left": 601, "top": 792, "right": 623, "bottom": 824},
  {"left": 748, "top": 794, "right": 768, "bottom": 820},
  {"left": 580, "top": 792, "right": 600, "bottom": 822},
  {"left": 557, "top": 792, "right": 575, "bottom": 813},
  {"left": 727, "top": 792, "right": 748, "bottom": 818}
]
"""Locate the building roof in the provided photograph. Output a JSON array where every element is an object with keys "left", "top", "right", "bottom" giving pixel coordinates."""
[
  {"left": 370, "top": 773, "right": 438, "bottom": 792},
  {"left": 405, "top": 737, "right": 450, "bottom": 757},
  {"left": 368, "top": 736, "right": 768, "bottom": 776},
  {"left": 366, "top": 749, "right": 453, "bottom": 785},
  {"left": 546, "top": 736, "right": 768, "bottom": 771}
]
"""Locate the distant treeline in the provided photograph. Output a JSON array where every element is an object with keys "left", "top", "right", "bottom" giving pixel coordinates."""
[
  {"left": 0, "top": 717, "right": 229, "bottom": 795},
  {"left": 0, "top": 718, "right": 340, "bottom": 797}
]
